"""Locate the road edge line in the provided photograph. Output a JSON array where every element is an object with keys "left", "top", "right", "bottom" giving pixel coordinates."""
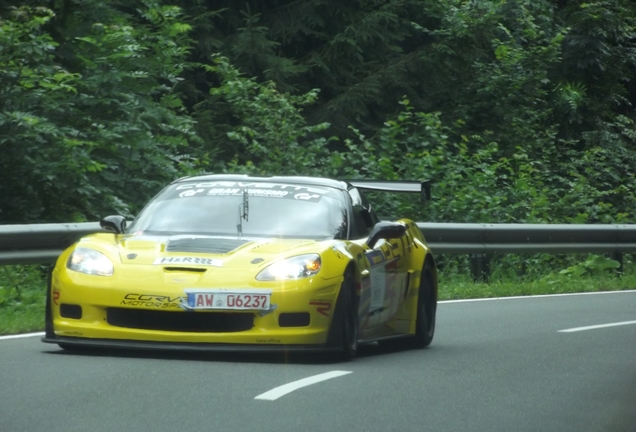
[
  {"left": 0, "top": 332, "right": 44, "bottom": 341},
  {"left": 439, "top": 289, "right": 636, "bottom": 304}
]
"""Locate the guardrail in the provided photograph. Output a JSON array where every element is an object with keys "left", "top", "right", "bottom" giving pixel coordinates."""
[
  {"left": 0, "top": 223, "right": 102, "bottom": 265},
  {"left": 417, "top": 223, "right": 636, "bottom": 254},
  {"left": 417, "top": 223, "right": 636, "bottom": 279},
  {"left": 1, "top": 222, "right": 635, "bottom": 279}
]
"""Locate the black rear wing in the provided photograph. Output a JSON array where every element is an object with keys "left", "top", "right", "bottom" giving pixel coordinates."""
[{"left": 345, "top": 179, "right": 431, "bottom": 203}]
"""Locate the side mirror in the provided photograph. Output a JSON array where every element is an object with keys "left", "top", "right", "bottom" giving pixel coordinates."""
[
  {"left": 100, "top": 215, "right": 127, "bottom": 234},
  {"left": 366, "top": 222, "right": 406, "bottom": 249}
]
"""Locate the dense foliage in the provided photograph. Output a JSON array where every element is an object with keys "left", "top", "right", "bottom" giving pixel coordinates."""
[
  {"left": 1, "top": 2, "right": 635, "bottom": 334},
  {"left": 0, "top": 4, "right": 198, "bottom": 221},
  {"left": 1, "top": 0, "right": 635, "bottom": 226}
]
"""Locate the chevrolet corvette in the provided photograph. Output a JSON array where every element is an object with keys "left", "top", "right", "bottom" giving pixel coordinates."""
[{"left": 43, "top": 174, "right": 438, "bottom": 360}]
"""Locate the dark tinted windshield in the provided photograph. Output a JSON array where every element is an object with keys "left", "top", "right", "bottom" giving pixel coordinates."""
[{"left": 128, "top": 181, "right": 347, "bottom": 239}]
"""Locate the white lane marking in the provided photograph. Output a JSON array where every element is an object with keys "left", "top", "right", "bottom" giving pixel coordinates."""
[
  {"left": 255, "top": 370, "right": 352, "bottom": 401},
  {"left": 439, "top": 289, "right": 636, "bottom": 304},
  {"left": 0, "top": 332, "right": 44, "bottom": 341},
  {"left": 559, "top": 320, "right": 636, "bottom": 333}
]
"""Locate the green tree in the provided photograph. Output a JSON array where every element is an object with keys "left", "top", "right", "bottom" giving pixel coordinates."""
[
  {"left": 170, "top": 0, "right": 439, "bottom": 138},
  {"left": 192, "top": 55, "right": 333, "bottom": 175},
  {"left": 0, "top": 4, "right": 198, "bottom": 223}
]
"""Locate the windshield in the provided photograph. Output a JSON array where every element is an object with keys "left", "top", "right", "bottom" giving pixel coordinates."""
[{"left": 128, "top": 181, "right": 347, "bottom": 239}]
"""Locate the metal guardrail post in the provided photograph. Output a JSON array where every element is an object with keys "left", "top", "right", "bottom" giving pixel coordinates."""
[
  {"left": 611, "top": 252, "right": 624, "bottom": 275},
  {"left": 470, "top": 254, "right": 490, "bottom": 283}
]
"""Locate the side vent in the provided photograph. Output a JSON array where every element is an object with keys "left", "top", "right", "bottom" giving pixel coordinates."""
[
  {"left": 278, "top": 313, "right": 310, "bottom": 327},
  {"left": 60, "top": 304, "right": 82, "bottom": 319}
]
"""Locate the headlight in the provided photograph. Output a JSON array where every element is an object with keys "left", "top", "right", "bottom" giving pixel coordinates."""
[
  {"left": 67, "top": 247, "right": 114, "bottom": 276},
  {"left": 256, "top": 254, "right": 321, "bottom": 281}
]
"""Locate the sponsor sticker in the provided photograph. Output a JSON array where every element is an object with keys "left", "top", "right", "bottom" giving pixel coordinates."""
[
  {"left": 256, "top": 338, "right": 282, "bottom": 344},
  {"left": 153, "top": 256, "right": 223, "bottom": 266},
  {"left": 120, "top": 293, "right": 184, "bottom": 309},
  {"left": 294, "top": 192, "right": 320, "bottom": 201},
  {"left": 173, "top": 182, "right": 327, "bottom": 202},
  {"left": 369, "top": 265, "right": 386, "bottom": 311},
  {"left": 309, "top": 300, "right": 332, "bottom": 317},
  {"left": 365, "top": 250, "right": 385, "bottom": 265}
]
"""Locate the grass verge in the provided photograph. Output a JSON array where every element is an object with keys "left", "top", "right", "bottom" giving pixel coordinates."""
[
  {"left": 0, "top": 265, "right": 48, "bottom": 336},
  {"left": 438, "top": 272, "right": 636, "bottom": 301},
  {"left": 437, "top": 253, "right": 636, "bottom": 300},
  {"left": 1, "top": 257, "right": 634, "bottom": 335}
]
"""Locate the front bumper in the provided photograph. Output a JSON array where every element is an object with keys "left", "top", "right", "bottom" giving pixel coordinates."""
[{"left": 49, "top": 267, "right": 343, "bottom": 347}]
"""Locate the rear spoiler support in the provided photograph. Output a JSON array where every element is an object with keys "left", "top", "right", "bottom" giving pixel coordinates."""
[{"left": 345, "top": 180, "right": 431, "bottom": 203}]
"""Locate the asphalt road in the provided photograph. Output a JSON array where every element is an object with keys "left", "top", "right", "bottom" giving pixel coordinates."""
[{"left": 1, "top": 291, "right": 635, "bottom": 432}]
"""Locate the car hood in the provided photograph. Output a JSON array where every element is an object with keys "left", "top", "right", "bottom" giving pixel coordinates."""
[{"left": 114, "top": 234, "right": 319, "bottom": 269}]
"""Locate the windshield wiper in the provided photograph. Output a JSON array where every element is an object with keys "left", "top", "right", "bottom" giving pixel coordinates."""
[{"left": 237, "top": 189, "right": 249, "bottom": 237}]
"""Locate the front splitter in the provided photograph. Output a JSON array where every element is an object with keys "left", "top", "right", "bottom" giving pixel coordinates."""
[{"left": 42, "top": 336, "right": 339, "bottom": 353}]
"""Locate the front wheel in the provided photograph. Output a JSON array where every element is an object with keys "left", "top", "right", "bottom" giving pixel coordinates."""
[
  {"left": 327, "top": 270, "right": 359, "bottom": 361},
  {"left": 44, "top": 269, "right": 55, "bottom": 339},
  {"left": 412, "top": 261, "right": 436, "bottom": 348}
]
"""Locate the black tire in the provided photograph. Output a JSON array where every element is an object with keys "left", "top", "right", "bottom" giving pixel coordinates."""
[
  {"left": 44, "top": 269, "right": 55, "bottom": 339},
  {"left": 327, "top": 270, "right": 359, "bottom": 361},
  {"left": 411, "top": 261, "right": 436, "bottom": 348}
]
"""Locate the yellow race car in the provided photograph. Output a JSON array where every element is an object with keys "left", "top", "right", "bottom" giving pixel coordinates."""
[{"left": 43, "top": 175, "right": 437, "bottom": 360}]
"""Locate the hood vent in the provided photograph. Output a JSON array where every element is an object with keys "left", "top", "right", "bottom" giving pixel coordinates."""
[
  {"left": 163, "top": 267, "right": 207, "bottom": 273},
  {"left": 166, "top": 237, "right": 249, "bottom": 254}
]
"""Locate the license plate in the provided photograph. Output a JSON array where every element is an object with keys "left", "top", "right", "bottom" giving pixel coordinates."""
[{"left": 183, "top": 289, "right": 272, "bottom": 311}]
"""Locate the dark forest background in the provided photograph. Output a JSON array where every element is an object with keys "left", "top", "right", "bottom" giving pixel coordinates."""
[{"left": 2, "top": 0, "right": 635, "bottom": 225}]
